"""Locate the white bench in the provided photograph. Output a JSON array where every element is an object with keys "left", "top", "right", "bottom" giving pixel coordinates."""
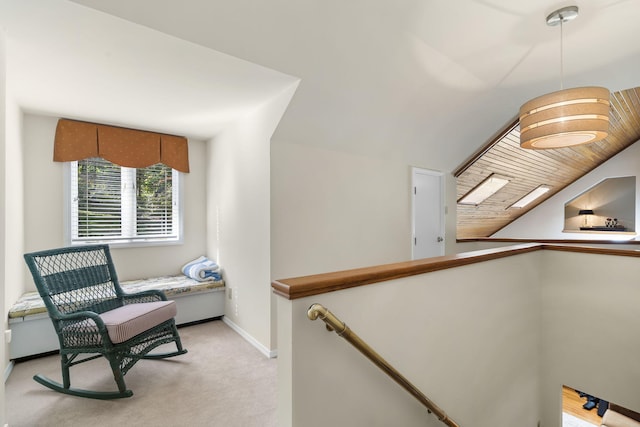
[{"left": 8, "top": 275, "right": 225, "bottom": 360}]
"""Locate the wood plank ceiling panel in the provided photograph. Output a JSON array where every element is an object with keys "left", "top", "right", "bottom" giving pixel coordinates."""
[{"left": 456, "top": 87, "right": 640, "bottom": 239}]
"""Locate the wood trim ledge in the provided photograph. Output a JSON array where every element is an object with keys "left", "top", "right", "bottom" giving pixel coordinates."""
[
  {"left": 272, "top": 243, "right": 640, "bottom": 300},
  {"left": 272, "top": 244, "right": 540, "bottom": 300},
  {"left": 457, "top": 238, "right": 640, "bottom": 244}
]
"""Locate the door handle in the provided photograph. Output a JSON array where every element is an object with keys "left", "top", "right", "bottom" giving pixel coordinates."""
[{"left": 437, "top": 236, "right": 444, "bottom": 242}]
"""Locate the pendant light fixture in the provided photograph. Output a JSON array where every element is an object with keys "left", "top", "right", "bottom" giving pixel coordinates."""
[{"left": 519, "top": 6, "right": 610, "bottom": 150}]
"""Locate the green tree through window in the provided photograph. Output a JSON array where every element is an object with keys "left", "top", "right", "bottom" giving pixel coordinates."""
[{"left": 71, "top": 158, "right": 180, "bottom": 244}]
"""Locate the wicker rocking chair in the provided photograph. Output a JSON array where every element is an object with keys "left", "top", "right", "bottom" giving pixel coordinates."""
[{"left": 23, "top": 244, "right": 187, "bottom": 399}]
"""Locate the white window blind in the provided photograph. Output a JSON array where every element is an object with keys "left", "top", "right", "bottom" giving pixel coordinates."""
[
  {"left": 136, "top": 164, "right": 176, "bottom": 237},
  {"left": 70, "top": 158, "right": 180, "bottom": 245}
]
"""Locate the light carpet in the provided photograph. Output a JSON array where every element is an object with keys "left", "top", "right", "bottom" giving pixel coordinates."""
[{"left": 5, "top": 320, "right": 277, "bottom": 427}]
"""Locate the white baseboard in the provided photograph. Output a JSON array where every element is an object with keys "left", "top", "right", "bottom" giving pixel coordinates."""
[
  {"left": 4, "top": 360, "right": 14, "bottom": 383},
  {"left": 222, "top": 316, "right": 277, "bottom": 359}
]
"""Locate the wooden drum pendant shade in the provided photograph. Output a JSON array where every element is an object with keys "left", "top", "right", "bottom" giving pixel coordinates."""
[
  {"left": 519, "top": 86, "right": 610, "bottom": 149},
  {"left": 519, "top": 7, "right": 610, "bottom": 150}
]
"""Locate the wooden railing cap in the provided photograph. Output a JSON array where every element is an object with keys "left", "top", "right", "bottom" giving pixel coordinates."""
[{"left": 272, "top": 243, "right": 640, "bottom": 300}]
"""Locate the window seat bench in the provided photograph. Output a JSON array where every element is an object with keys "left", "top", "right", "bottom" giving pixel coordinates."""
[{"left": 8, "top": 275, "right": 225, "bottom": 360}]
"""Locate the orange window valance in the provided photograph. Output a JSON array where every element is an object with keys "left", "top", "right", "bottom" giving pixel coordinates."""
[{"left": 53, "top": 119, "right": 190, "bottom": 173}]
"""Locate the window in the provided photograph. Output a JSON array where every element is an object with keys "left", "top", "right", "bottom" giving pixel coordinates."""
[
  {"left": 68, "top": 157, "right": 181, "bottom": 245},
  {"left": 457, "top": 174, "right": 510, "bottom": 206}
]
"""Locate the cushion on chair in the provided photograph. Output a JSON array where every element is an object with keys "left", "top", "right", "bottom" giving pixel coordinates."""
[
  {"left": 61, "top": 300, "right": 178, "bottom": 347},
  {"left": 100, "top": 301, "right": 177, "bottom": 344},
  {"left": 602, "top": 409, "right": 640, "bottom": 427}
]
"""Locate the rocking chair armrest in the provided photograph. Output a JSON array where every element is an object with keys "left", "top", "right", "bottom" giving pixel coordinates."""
[
  {"left": 122, "top": 289, "right": 168, "bottom": 304},
  {"left": 53, "top": 310, "right": 116, "bottom": 348},
  {"left": 53, "top": 310, "right": 107, "bottom": 329}
]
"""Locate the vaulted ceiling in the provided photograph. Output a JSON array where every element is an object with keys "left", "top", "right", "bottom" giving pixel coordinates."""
[
  {"left": 1, "top": 0, "right": 637, "bottom": 175},
  {"left": 455, "top": 87, "right": 640, "bottom": 238},
  {"left": 3, "top": 0, "right": 640, "bottom": 243}
]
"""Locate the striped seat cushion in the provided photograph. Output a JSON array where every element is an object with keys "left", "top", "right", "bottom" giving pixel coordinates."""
[
  {"left": 61, "top": 301, "right": 177, "bottom": 346},
  {"left": 62, "top": 301, "right": 177, "bottom": 347},
  {"left": 99, "top": 301, "right": 177, "bottom": 344}
]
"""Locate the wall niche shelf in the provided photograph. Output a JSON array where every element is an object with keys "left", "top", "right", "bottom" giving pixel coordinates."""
[
  {"left": 564, "top": 176, "right": 636, "bottom": 234},
  {"left": 563, "top": 229, "right": 636, "bottom": 236}
]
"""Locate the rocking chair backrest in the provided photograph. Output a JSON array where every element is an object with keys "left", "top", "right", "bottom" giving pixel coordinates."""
[{"left": 24, "top": 245, "right": 126, "bottom": 317}]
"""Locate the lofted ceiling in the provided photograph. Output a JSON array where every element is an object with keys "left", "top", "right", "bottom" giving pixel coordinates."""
[
  {"left": 0, "top": 0, "right": 637, "bottom": 173},
  {"left": 455, "top": 87, "right": 640, "bottom": 238},
  {"left": 1, "top": 0, "right": 640, "bottom": 251}
]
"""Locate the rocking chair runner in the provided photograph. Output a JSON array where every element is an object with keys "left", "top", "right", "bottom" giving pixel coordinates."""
[{"left": 23, "top": 244, "right": 187, "bottom": 399}]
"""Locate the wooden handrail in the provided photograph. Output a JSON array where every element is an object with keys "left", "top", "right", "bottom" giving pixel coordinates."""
[
  {"left": 273, "top": 243, "right": 640, "bottom": 300},
  {"left": 308, "top": 303, "right": 461, "bottom": 427},
  {"left": 457, "top": 237, "right": 640, "bottom": 244},
  {"left": 273, "top": 243, "right": 541, "bottom": 299}
]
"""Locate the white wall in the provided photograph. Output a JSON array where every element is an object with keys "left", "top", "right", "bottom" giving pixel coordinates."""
[
  {"left": 278, "top": 252, "right": 542, "bottom": 427},
  {"left": 493, "top": 142, "right": 640, "bottom": 240},
  {"left": 21, "top": 114, "right": 209, "bottom": 286},
  {"left": 209, "top": 84, "right": 297, "bottom": 354},
  {"left": 271, "top": 142, "right": 414, "bottom": 280},
  {"left": 4, "top": 103, "right": 22, "bottom": 315},
  {"left": 444, "top": 174, "right": 458, "bottom": 255},
  {"left": 0, "top": 26, "right": 7, "bottom": 426},
  {"left": 277, "top": 248, "right": 640, "bottom": 427},
  {"left": 208, "top": 118, "right": 271, "bottom": 353},
  {"left": 539, "top": 250, "right": 640, "bottom": 426}
]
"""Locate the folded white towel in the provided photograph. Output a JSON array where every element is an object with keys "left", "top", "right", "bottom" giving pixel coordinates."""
[{"left": 181, "top": 256, "right": 221, "bottom": 282}]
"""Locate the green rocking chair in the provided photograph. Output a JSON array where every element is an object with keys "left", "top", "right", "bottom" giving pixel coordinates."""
[{"left": 23, "top": 244, "right": 187, "bottom": 399}]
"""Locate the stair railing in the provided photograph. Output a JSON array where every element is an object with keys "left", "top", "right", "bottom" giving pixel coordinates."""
[{"left": 307, "top": 303, "right": 460, "bottom": 427}]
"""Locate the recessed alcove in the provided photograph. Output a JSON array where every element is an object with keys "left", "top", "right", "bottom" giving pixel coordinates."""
[{"left": 564, "top": 176, "right": 636, "bottom": 234}]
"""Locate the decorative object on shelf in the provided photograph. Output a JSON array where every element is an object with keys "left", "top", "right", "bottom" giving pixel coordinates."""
[
  {"left": 605, "top": 217, "right": 619, "bottom": 227},
  {"left": 578, "top": 209, "right": 594, "bottom": 227},
  {"left": 519, "top": 6, "right": 610, "bottom": 150}
]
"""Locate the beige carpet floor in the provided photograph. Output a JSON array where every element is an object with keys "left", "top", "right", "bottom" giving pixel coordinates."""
[{"left": 5, "top": 320, "right": 277, "bottom": 427}]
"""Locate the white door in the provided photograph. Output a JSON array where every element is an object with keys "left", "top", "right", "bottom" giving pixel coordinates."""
[{"left": 412, "top": 167, "right": 445, "bottom": 259}]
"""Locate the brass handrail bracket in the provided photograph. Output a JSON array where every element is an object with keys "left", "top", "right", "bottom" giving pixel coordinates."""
[{"left": 307, "top": 303, "right": 460, "bottom": 427}]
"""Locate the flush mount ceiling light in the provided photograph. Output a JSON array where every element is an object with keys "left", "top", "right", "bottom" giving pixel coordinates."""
[
  {"left": 519, "top": 6, "right": 610, "bottom": 150},
  {"left": 509, "top": 185, "right": 551, "bottom": 209},
  {"left": 458, "top": 174, "right": 509, "bottom": 206}
]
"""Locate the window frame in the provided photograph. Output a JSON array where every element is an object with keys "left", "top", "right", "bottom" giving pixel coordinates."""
[{"left": 64, "top": 159, "right": 184, "bottom": 248}]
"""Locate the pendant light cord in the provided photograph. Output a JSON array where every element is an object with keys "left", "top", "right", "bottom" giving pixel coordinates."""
[{"left": 560, "top": 17, "right": 564, "bottom": 90}]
